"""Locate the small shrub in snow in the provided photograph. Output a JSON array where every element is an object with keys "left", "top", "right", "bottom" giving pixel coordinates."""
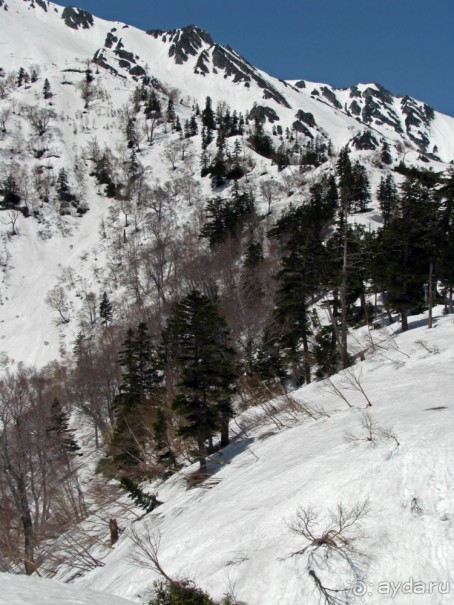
[
  {"left": 288, "top": 500, "right": 370, "bottom": 604},
  {"left": 344, "top": 411, "right": 400, "bottom": 452},
  {"left": 149, "top": 580, "right": 216, "bottom": 605}
]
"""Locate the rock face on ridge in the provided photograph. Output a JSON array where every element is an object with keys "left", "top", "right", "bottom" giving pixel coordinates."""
[{"left": 62, "top": 6, "right": 94, "bottom": 30}]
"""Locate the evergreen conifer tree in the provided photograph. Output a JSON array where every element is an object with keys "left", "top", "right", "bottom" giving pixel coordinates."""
[
  {"left": 267, "top": 178, "right": 338, "bottom": 385},
  {"left": 145, "top": 90, "right": 161, "bottom": 118},
  {"left": 165, "top": 290, "right": 238, "bottom": 471},
  {"left": 351, "top": 161, "right": 371, "bottom": 212},
  {"left": 56, "top": 168, "right": 70, "bottom": 201},
  {"left": 1, "top": 174, "right": 21, "bottom": 207},
  {"left": 120, "top": 477, "right": 162, "bottom": 512},
  {"left": 377, "top": 174, "right": 398, "bottom": 225},
  {"left": 436, "top": 169, "right": 454, "bottom": 312},
  {"left": 16, "top": 67, "right": 25, "bottom": 87},
  {"left": 109, "top": 323, "right": 160, "bottom": 473},
  {"left": 371, "top": 174, "right": 440, "bottom": 330},
  {"left": 201, "top": 96, "right": 216, "bottom": 131},
  {"left": 43, "top": 78, "right": 52, "bottom": 100},
  {"left": 166, "top": 98, "right": 175, "bottom": 125},
  {"left": 381, "top": 140, "right": 393, "bottom": 165},
  {"left": 99, "top": 292, "right": 113, "bottom": 325},
  {"left": 46, "top": 398, "right": 81, "bottom": 458}
]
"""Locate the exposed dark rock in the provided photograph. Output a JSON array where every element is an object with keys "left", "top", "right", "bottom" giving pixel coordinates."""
[
  {"left": 118, "top": 60, "right": 131, "bottom": 70},
  {"left": 294, "top": 80, "right": 306, "bottom": 89},
  {"left": 104, "top": 32, "right": 118, "bottom": 49},
  {"left": 211, "top": 45, "right": 290, "bottom": 107},
  {"left": 351, "top": 130, "right": 379, "bottom": 150},
  {"left": 424, "top": 104, "right": 435, "bottom": 121},
  {"left": 93, "top": 50, "right": 120, "bottom": 76},
  {"left": 361, "top": 93, "right": 402, "bottom": 133},
  {"left": 212, "top": 45, "right": 250, "bottom": 83},
  {"left": 405, "top": 112, "right": 421, "bottom": 129},
  {"left": 311, "top": 89, "right": 320, "bottom": 96},
  {"left": 400, "top": 96, "right": 434, "bottom": 151},
  {"left": 349, "top": 86, "right": 361, "bottom": 98},
  {"left": 363, "top": 83, "right": 394, "bottom": 105},
  {"left": 349, "top": 100, "right": 361, "bottom": 115},
  {"left": 295, "top": 109, "right": 316, "bottom": 128},
  {"left": 148, "top": 25, "right": 213, "bottom": 65},
  {"left": 62, "top": 6, "right": 94, "bottom": 30},
  {"left": 130, "top": 65, "right": 146, "bottom": 77},
  {"left": 248, "top": 105, "right": 280, "bottom": 124},
  {"left": 35, "top": 0, "right": 47, "bottom": 10},
  {"left": 114, "top": 48, "right": 136, "bottom": 64},
  {"left": 194, "top": 50, "right": 210, "bottom": 75},
  {"left": 292, "top": 120, "right": 313, "bottom": 138},
  {"left": 321, "top": 86, "right": 342, "bottom": 109}
]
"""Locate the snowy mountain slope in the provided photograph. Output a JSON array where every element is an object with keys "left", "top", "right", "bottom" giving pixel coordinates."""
[
  {"left": 0, "top": 0, "right": 453, "bottom": 371},
  {"left": 0, "top": 3, "right": 454, "bottom": 604},
  {"left": 2, "top": 0, "right": 454, "bottom": 157},
  {"left": 70, "top": 309, "right": 454, "bottom": 605},
  {"left": 0, "top": 572, "right": 136, "bottom": 605}
]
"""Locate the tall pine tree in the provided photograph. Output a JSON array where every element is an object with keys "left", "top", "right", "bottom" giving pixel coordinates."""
[{"left": 165, "top": 291, "right": 237, "bottom": 472}]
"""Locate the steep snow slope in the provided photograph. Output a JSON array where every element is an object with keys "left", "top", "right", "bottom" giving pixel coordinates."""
[
  {"left": 2, "top": 0, "right": 453, "bottom": 154},
  {"left": 0, "top": 572, "right": 136, "bottom": 605},
  {"left": 74, "top": 309, "right": 454, "bottom": 605},
  {"left": 0, "top": 0, "right": 453, "bottom": 370}
]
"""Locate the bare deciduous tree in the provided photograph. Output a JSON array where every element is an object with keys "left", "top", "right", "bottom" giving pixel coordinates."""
[
  {"left": 259, "top": 179, "right": 283, "bottom": 214},
  {"left": 288, "top": 500, "right": 370, "bottom": 604},
  {"left": 0, "top": 210, "right": 21, "bottom": 236},
  {"left": 345, "top": 411, "right": 400, "bottom": 452},
  {"left": 45, "top": 286, "right": 71, "bottom": 324},
  {"left": 27, "top": 106, "right": 53, "bottom": 137},
  {"left": 0, "top": 367, "right": 87, "bottom": 574},
  {"left": 0, "top": 108, "right": 11, "bottom": 135}
]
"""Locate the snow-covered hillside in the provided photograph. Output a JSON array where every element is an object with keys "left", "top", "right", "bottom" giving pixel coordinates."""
[
  {"left": 0, "top": 0, "right": 453, "bottom": 368},
  {"left": 0, "top": 3, "right": 454, "bottom": 603},
  {"left": 64, "top": 309, "right": 453, "bottom": 605},
  {"left": 0, "top": 572, "right": 136, "bottom": 605}
]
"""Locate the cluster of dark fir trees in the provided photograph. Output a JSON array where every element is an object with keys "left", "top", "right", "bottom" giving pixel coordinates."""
[{"left": 98, "top": 155, "right": 454, "bottom": 489}]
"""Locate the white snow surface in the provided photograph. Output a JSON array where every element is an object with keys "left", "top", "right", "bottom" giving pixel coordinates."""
[
  {"left": 0, "top": 572, "right": 135, "bottom": 605},
  {"left": 67, "top": 309, "right": 454, "bottom": 605},
  {"left": 1, "top": 311, "right": 454, "bottom": 603}
]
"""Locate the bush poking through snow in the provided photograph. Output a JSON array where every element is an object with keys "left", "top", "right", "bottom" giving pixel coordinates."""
[
  {"left": 288, "top": 500, "right": 370, "bottom": 604},
  {"left": 344, "top": 411, "right": 400, "bottom": 452},
  {"left": 45, "top": 285, "right": 71, "bottom": 323},
  {"left": 148, "top": 580, "right": 216, "bottom": 605},
  {"left": 129, "top": 527, "right": 232, "bottom": 605}
]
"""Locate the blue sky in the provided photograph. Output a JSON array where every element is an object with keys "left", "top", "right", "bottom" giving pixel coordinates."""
[{"left": 58, "top": 0, "right": 454, "bottom": 116}]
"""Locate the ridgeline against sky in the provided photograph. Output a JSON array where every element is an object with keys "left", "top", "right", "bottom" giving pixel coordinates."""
[{"left": 55, "top": 0, "right": 454, "bottom": 117}]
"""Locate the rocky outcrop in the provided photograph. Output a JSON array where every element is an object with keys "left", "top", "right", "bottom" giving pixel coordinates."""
[{"left": 62, "top": 6, "right": 94, "bottom": 30}]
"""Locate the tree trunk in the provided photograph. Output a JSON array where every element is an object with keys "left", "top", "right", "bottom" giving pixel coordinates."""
[
  {"left": 428, "top": 263, "right": 433, "bottom": 329},
  {"left": 301, "top": 329, "right": 312, "bottom": 385},
  {"left": 339, "top": 220, "right": 350, "bottom": 368},
  {"left": 401, "top": 309, "right": 408, "bottom": 332},
  {"left": 109, "top": 518, "right": 119, "bottom": 546},
  {"left": 220, "top": 410, "right": 230, "bottom": 448},
  {"left": 197, "top": 437, "right": 207, "bottom": 474},
  {"left": 360, "top": 291, "right": 368, "bottom": 325},
  {"left": 18, "top": 477, "right": 36, "bottom": 575},
  {"left": 325, "top": 301, "right": 348, "bottom": 371}
]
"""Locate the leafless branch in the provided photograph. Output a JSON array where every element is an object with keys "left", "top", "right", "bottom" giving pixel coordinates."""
[
  {"left": 288, "top": 500, "right": 370, "bottom": 603},
  {"left": 128, "top": 526, "right": 175, "bottom": 584}
]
